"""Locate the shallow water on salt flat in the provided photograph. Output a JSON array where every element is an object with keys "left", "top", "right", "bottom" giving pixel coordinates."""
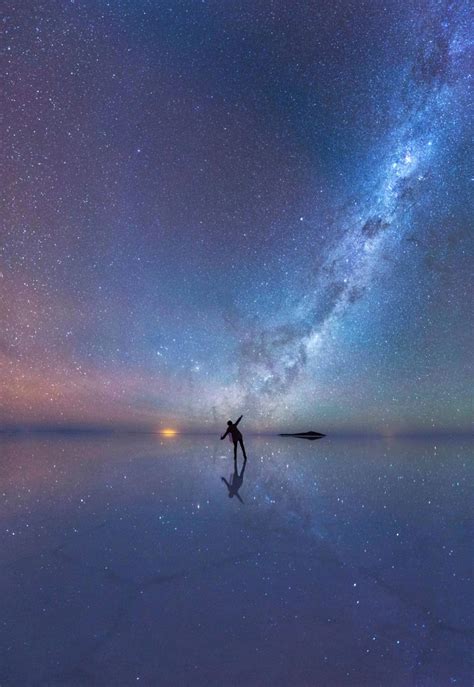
[{"left": 0, "top": 434, "right": 472, "bottom": 686}]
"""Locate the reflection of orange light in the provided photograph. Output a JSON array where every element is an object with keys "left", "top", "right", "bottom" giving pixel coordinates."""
[{"left": 161, "top": 428, "right": 177, "bottom": 437}]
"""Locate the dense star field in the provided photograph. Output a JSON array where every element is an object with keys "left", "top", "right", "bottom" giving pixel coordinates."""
[{"left": 2, "top": 1, "right": 472, "bottom": 434}]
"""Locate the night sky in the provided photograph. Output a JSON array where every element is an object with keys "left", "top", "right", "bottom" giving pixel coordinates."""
[{"left": 2, "top": 0, "right": 472, "bottom": 434}]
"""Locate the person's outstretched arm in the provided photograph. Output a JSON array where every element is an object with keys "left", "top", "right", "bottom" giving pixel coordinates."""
[
  {"left": 220, "top": 428, "right": 229, "bottom": 440},
  {"left": 235, "top": 415, "right": 243, "bottom": 426}
]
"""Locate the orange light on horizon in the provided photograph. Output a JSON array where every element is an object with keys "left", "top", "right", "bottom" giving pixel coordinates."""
[{"left": 160, "top": 428, "right": 178, "bottom": 437}]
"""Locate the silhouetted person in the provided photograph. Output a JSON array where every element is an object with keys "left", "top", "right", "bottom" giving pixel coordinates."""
[
  {"left": 220, "top": 415, "right": 247, "bottom": 462},
  {"left": 221, "top": 455, "right": 247, "bottom": 504}
]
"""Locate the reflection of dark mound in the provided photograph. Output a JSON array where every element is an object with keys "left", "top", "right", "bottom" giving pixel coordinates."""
[{"left": 279, "top": 431, "right": 326, "bottom": 441}]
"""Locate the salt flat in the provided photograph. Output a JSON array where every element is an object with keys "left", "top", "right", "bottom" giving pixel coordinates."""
[{"left": 1, "top": 434, "right": 472, "bottom": 686}]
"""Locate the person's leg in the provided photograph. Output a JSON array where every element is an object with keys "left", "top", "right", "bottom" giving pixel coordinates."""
[
  {"left": 240, "top": 439, "right": 247, "bottom": 461},
  {"left": 233, "top": 442, "right": 238, "bottom": 462}
]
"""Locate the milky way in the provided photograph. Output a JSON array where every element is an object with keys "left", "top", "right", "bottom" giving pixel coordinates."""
[{"left": 2, "top": 1, "right": 472, "bottom": 433}]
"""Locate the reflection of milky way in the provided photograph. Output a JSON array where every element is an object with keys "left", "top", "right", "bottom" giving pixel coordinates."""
[
  {"left": 1, "top": 436, "right": 472, "bottom": 684},
  {"left": 2, "top": 1, "right": 472, "bottom": 432}
]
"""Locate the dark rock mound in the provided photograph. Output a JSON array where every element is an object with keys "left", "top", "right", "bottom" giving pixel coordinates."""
[{"left": 279, "top": 431, "right": 326, "bottom": 441}]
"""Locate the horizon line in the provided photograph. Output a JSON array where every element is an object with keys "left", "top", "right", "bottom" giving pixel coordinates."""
[{"left": 0, "top": 425, "right": 472, "bottom": 439}]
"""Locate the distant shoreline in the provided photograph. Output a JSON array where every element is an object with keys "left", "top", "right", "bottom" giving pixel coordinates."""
[{"left": 0, "top": 428, "right": 471, "bottom": 439}]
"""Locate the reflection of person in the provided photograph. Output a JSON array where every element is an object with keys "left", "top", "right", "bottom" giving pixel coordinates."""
[
  {"left": 221, "top": 456, "right": 247, "bottom": 504},
  {"left": 220, "top": 415, "right": 247, "bottom": 461}
]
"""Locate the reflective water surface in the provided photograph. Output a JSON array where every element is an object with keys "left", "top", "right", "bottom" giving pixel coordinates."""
[{"left": 0, "top": 435, "right": 472, "bottom": 686}]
